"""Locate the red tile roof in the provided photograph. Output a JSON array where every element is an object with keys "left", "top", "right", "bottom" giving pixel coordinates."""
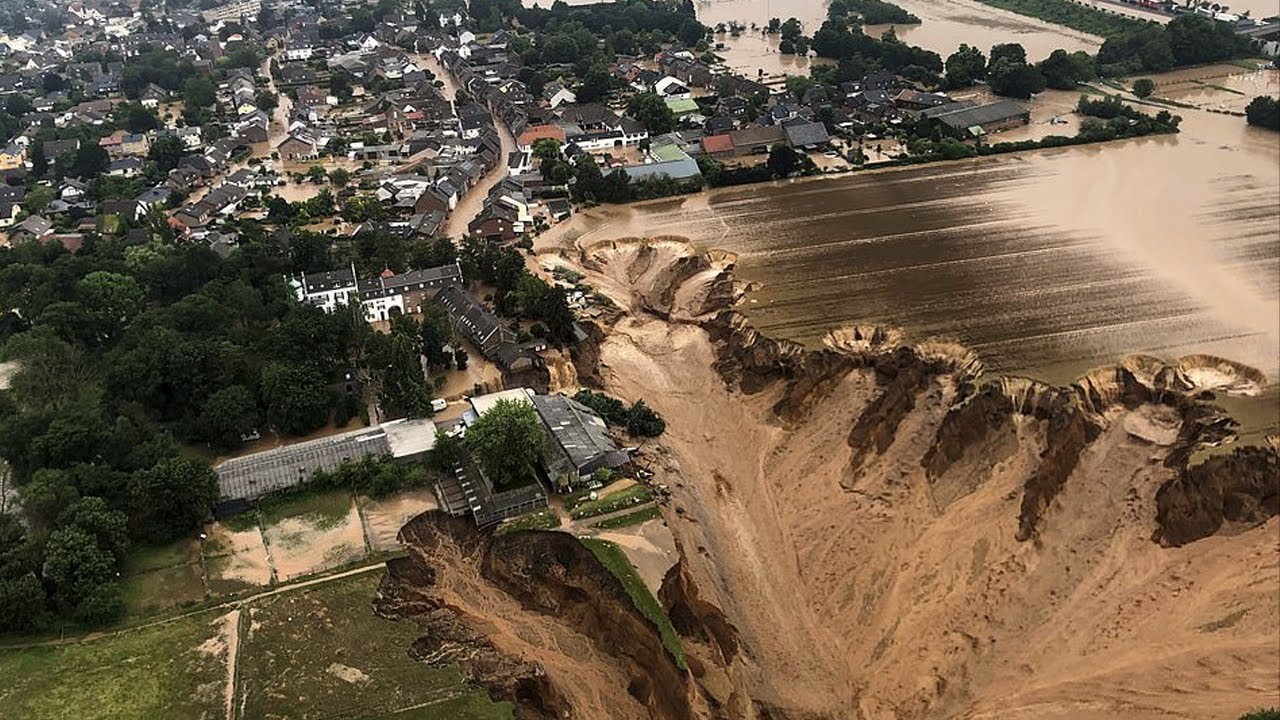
[{"left": 702, "top": 133, "right": 735, "bottom": 154}]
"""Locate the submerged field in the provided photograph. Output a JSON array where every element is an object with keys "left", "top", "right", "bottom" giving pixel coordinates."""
[{"left": 0, "top": 572, "right": 511, "bottom": 720}]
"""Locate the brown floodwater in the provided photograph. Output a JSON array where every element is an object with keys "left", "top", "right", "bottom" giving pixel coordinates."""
[
  {"left": 556, "top": 72, "right": 1279, "bottom": 437},
  {"left": 527, "top": 0, "right": 1101, "bottom": 73}
]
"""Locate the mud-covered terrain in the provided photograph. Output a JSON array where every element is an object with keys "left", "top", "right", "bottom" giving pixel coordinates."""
[{"left": 381, "top": 238, "right": 1278, "bottom": 720}]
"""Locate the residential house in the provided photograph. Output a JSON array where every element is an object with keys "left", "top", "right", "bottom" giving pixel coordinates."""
[
  {"left": 434, "top": 284, "right": 516, "bottom": 360},
  {"left": 0, "top": 143, "right": 25, "bottom": 171},
  {"left": 276, "top": 133, "right": 319, "bottom": 161},
  {"left": 542, "top": 82, "right": 576, "bottom": 109}
]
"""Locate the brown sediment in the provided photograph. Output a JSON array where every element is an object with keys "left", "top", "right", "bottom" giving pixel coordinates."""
[
  {"left": 572, "top": 236, "right": 1279, "bottom": 719},
  {"left": 384, "top": 235, "right": 1278, "bottom": 720},
  {"left": 376, "top": 513, "right": 712, "bottom": 720}
]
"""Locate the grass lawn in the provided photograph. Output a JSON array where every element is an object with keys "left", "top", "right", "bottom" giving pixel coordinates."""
[
  {"left": 590, "top": 504, "right": 660, "bottom": 530},
  {"left": 258, "top": 488, "right": 354, "bottom": 529},
  {"left": 236, "top": 572, "right": 511, "bottom": 720},
  {"left": 569, "top": 485, "right": 653, "bottom": 521},
  {"left": 580, "top": 538, "right": 686, "bottom": 670},
  {"left": 0, "top": 611, "right": 228, "bottom": 720},
  {"left": 495, "top": 509, "right": 561, "bottom": 535},
  {"left": 118, "top": 538, "right": 208, "bottom": 617}
]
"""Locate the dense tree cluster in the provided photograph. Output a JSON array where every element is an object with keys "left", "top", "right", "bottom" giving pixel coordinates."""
[
  {"left": 1097, "top": 15, "right": 1248, "bottom": 75},
  {"left": 828, "top": 0, "right": 921, "bottom": 26},
  {"left": 573, "top": 389, "right": 667, "bottom": 437},
  {"left": 0, "top": 221, "right": 448, "bottom": 632},
  {"left": 458, "top": 238, "right": 578, "bottom": 344},
  {"left": 1245, "top": 96, "right": 1280, "bottom": 131}
]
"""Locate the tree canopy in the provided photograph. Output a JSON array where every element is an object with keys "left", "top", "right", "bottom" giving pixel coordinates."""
[{"left": 465, "top": 399, "right": 546, "bottom": 488}]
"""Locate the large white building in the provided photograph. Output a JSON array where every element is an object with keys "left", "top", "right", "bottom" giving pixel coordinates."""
[{"left": 291, "top": 263, "right": 464, "bottom": 322}]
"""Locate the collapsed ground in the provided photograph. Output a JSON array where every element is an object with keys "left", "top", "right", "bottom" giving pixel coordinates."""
[{"left": 377, "top": 237, "right": 1277, "bottom": 720}]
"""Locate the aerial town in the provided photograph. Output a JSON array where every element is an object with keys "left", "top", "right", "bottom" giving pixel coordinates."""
[{"left": 0, "top": 0, "right": 1276, "bottom": 718}]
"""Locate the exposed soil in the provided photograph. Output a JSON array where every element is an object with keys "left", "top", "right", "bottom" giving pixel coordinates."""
[
  {"left": 264, "top": 503, "right": 366, "bottom": 581},
  {"left": 379, "top": 236, "right": 1277, "bottom": 719},
  {"left": 203, "top": 523, "right": 272, "bottom": 589},
  {"left": 360, "top": 489, "right": 439, "bottom": 553},
  {"left": 376, "top": 514, "right": 714, "bottom": 720},
  {"left": 571, "top": 237, "right": 1278, "bottom": 719}
]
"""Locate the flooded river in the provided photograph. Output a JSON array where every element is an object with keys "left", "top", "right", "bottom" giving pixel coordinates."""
[
  {"left": 520, "top": 2, "right": 1280, "bottom": 435},
  {"left": 552, "top": 71, "right": 1279, "bottom": 433}
]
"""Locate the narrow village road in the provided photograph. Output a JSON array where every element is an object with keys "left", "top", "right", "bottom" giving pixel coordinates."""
[{"left": 414, "top": 52, "right": 520, "bottom": 239}]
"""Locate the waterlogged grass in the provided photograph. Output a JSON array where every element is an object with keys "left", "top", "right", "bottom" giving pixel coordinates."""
[
  {"left": 258, "top": 488, "right": 354, "bottom": 529},
  {"left": 580, "top": 538, "right": 686, "bottom": 670},
  {"left": 569, "top": 485, "right": 654, "bottom": 521},
  {"left": 0, "top": 611, "right": 227, "bottom": 720},
  {"left": 495, "top": 509, "right": 561, "bottom": 535},
  {"left": 590, "top": 505, "right": 661, "bottom": 530}
]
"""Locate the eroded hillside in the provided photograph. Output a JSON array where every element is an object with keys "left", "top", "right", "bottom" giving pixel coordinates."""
[{"left": 382, "top": 237, "right": 1279, "bottom": 720}]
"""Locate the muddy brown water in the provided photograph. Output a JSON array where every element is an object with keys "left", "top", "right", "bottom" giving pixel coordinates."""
[{"left": 563, "top": 98, "right": 1280, "bottom": 438}]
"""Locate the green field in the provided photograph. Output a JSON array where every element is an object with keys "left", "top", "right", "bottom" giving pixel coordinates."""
[
  {"left": 590, "top": 505, "right": 661, "bottom": 530},
  {"left": 495, "top": 509, "right": 561, "bottom": 535},
  {"left": 569, "top": 485, "right": 654, "bottom": 521},
  {"left": 970, "top": 0, "right": 1151, "bottom": 38},
  {"left": 0, "top": 612, "right": 228, "bottom": 720},
  {"left": 257, "top": 488, "right": 355, "bottom": 529},
  {"left": 0, "top": 573, "right": 512, "bottom": 720},
  {"left": 580, "top": 538, "right": 686, "bottom": 670}
]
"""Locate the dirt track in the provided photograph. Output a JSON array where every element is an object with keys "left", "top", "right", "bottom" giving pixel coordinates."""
[{"left": 568, "top": 237, "right": 1279, "bottom": 720}]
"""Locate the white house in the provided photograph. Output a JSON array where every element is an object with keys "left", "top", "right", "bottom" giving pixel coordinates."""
[
  {"left": 654, "top": 75, "right": 692, "bottom": 100},
  {"left": 544, "top": 82, "right": 577, "bottom": 109}
]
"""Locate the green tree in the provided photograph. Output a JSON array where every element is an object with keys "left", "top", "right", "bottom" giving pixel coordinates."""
[
  {"left": 148, "top": 134, "right": 185, "bottom": 172},
  {"left": 626, "top": 92, "right": 676, "bottom": 134},
  {"left": 182, "top": 76, "right": 216, "bottom": 109},
  {"left": 1244, "top": 96, "right": 1279, "bottom": 130},
  {"left": 625, "top": 399, "right": 666, "bottom": 437},
  {"left": 118, "top": 103, "right": 160, "bottom": 133},
  {"left": 465, "top": 399, "right": 546, "bottom": 488},
  {"left": 989, "top": 42, "right": 1027, "bottom": 66},
  {"left": 767, "top": 145, "right": 806, "bottom": 178},
  {"left": 198, "top": 385, "right": 259, "bottom": 451},
  {"left": 945, "top": 44, "right": 986, "bottom": 88},
  {"left": 42, "top": 527, "right": 119, "bottom": 620},
  {"left": 370, "top": 316, "right": 433, "bottom": 419},
  {"left": 1132, "top": 78, "right": 1156, "bottom": 98},
  {"left": 255, "top": 89, "right": 279, "bottom": 111},
  {"left": 59, "top": 496, "right": 129, "bottom": 559},
  {"left": 1038, "top": 49, "right": 1095, "bottom": 90},
  {"left": 328, "top": 168, "right": 351, "bottom": 186},
  {"left": 418, "top": 302, "right": 453, "bottom": 369},
  {"left": 261, "top": 362, "right": 332, "bottom": 436},
  {"left": 987, "top": 57, "right": 1046, "bottom": 99},
  {"left": 531, "top": 137, "right": 562, "bottom": 162},
  {"left": 128, "top": 457, "right": 218, "bottom": 543},
  {"left": 22, "top": 184, "right": 54, "bottom": 215},
  {"left": 71, "top": 144, "right": 109, "bottom": 179}
]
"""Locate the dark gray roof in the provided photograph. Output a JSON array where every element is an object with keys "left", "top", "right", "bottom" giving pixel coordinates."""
[
  {"left": 531, "top": 395, "right": 628, "bottom": 475},
  {"left": 782, "top": 119, "right": 829, "bottom": 148},
  {"left": 931, "top": 100, "right": 1029, "bottom": 130},
  {"left": 216, "top": 426, "right": 392, "bottom": 500},
  {"left": 435, "top": 285, "right": 501, "bottom": 348}
]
